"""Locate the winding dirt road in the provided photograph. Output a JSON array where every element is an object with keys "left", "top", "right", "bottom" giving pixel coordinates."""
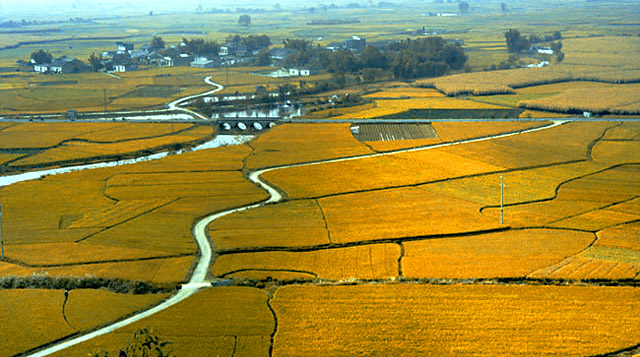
[{"left": 27, "top": 104, "right": 567, "bottom": 356}]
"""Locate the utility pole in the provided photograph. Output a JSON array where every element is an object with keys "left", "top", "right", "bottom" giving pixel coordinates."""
[
  {"left": 103, "top": 88, "right": 108, "bottom": 113},
  {"left": 1, "top": 203, "right": 4, "bottom": 261},
  {"left": 500, "top": 174, "right": 504, "bottom": 225}
]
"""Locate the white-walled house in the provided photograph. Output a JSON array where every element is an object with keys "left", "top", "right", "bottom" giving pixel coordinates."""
[{"left": 34, "top": 63, "right": 50, "bottom": 73}]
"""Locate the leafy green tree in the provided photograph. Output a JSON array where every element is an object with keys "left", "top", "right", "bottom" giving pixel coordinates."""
[
  {"left": 283, "top": 38, "right": 311, "bottom": 52},
  {"left": 238, "top": 14, "right": 251, "bottom": 27},
  {"left": 151, "top": 36, "right": 165, "bottom": 49},
  {"left": 504, "top": 29, "right": 530, "bottom": 53},
  {"left": 255, "top": 49, "right": 272, "bottom": 66},
  {"left": 360, "top": 46, "right": 387, "bottom": 69},
  {"left": 30, "top": 49, "right": 52, "bottom": 64},
  {"left": 88, "top": 52, "right": 102, "bottom": 72},
  {"left": 390, "top": 37, "right": 467, "bottom": 79}
]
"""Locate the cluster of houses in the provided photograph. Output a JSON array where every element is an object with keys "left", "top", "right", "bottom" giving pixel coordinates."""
[
  {"left": 32, "top": 56, "right": 87, "bottom": 74},
  {"left": 20, "top": 35, "right": 371, "bottom": 76}
]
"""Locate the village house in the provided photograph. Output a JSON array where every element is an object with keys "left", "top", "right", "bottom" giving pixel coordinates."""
[
  {"left": 270, "top": 47, "right": 297, "bottom": 61},
  {"left": 326, "top": 42, "right": 342, "bottom": 52},
  {"left": 34, "top": 63, "right": 50, "bottom": 73},
  {"left": 191, "top": 56, "right": 217, "bottom": 68},
  {"left": 115, "top": 42, "right": 134, "bottom": 54},
  {"left": 343, "top": 36, "right": 367, "bottom": 52},
  {"left": 288, "top": 67, "right": 317, "bottom": 76}
]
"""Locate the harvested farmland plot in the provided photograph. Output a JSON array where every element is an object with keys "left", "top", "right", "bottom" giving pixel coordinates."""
[
  {"left": 318, "top": 187, "right": 500, "bottom": 244},
  {"left": 245, "top": 123, "right": 372, "bottom": 169},
  {"left": 401, "top": 229, "right": 594, "bottom": 279},
  {"left": 210, "top": 200, "right": 331, "bottom": 251},
  {"left": 272, "top": 284, "right": 640, "bottom": 356},
  {"left": 51, "top": 288, "right": 274, "bottom": 357},
  {"left": 213, "top": 243, "right": 401, "bottom": 280},
  {"left": 351, "top": 123, "right": 437, "bottom": 142}
]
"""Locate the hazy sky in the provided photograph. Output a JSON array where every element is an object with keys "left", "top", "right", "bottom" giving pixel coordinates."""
[{"left": 0, "top": 0, "right": 344, "bottom": 12}]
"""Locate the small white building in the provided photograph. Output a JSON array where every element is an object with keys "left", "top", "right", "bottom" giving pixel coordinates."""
[
  {"left": 113, "top": 63, "right": 138, "bottom": 72},
  {"left": 537, "top": 47, "right": 554, "bottom": 55},
  {"left": 288, "top": 68, "right": 315, "bottom": 76},
  {"left": 34, "top": 63, "right": 50, "bottom": 73}
]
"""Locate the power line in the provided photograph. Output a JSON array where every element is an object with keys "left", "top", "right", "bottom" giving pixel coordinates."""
[{"left": 500, "top": 174, "right": 504, "bottom": 225}]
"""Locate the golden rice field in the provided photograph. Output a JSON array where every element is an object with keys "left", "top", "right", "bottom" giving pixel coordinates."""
[
  {"left": 331, "top": 97, "right": 510, "bottom": 119},
  {"left": 1, "top": 120, "right": 638, "bottom": 356},
  {"left": 402, "top": 229, "right": 595, "bottom": 279},
  {"left": 263, "top": 122, "right": 612, "bottom": 198},
  {"left": 0, "top": 256, "right": 194, "bottom": 284},
  {"left": 49, "top": 288, "right": 274, "bottom": 357},
  {"left": 365, "top": 121, "right": 549, "bottom": 152},
  {"left": 484, "top": 165, "right": 640, "bottom": 228},
  {"left": 0, "top": 153, "right": 25, "bottom": 165},
  {"left": 0, "top": 289, "right": 167, "bottom": 356},
  {"left": 363, "top": 87, "right": 445, "bottom": 99},
  {"left": 245, "top": 123, "right": 373, "bottom": 169},
  {"left": 272, "top": 284, "right": 640, "bottom": 356},
  {"left": 319, "top": 187, "right": 499, "bottom": 244},
  {"left": 0, "top": 122, "right": 219, "bottom": 172},
  {"left": 421, "top": 161, "right": 607, "bottom": 206},
  {"left": 420, "top": 36, "right": 640, "bottom": 98},
  {"left": 213, "top": 243, "right": 401, "bottom": 281},
  {"left": 300, "top": 102, "right": 376, "bottom": 119},
  {"left": 0, "top": 144, "right": 267, "bottom": 282},
  {"left": 519, "top": 83, "right": 640, "bottom": 115},
  {"left": 9, "top": 126, "right": 214, "bottom": 167},
  {"left": 210, "top": 200, "right": 331, "bottom": 251}
]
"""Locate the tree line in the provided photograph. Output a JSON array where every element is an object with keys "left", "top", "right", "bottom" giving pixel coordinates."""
[{"left": 281, "top": 36, "right": 467, "bottom": 80}]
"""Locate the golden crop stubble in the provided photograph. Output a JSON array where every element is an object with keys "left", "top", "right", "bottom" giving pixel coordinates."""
[
  {"left": 213, "top": 243, "right": 401, "bottom": 281},
  {"left": 402, "top": 228, "right": 595, "bottom": 279},
  {"left": 272, "top": 284, "right": 640, "bottom": 356},
  {"left": 245, "top": 123, "right": 373, "bottom": 169}
]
